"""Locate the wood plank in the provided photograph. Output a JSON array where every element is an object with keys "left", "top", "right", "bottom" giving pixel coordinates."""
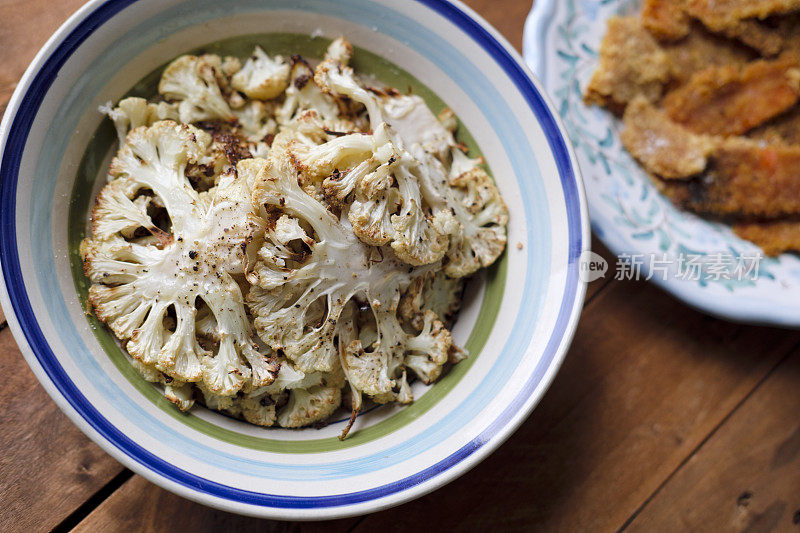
[
  {"left": 626, "top": 349, "right": 800, "bottom": 532},
  {"left": 0, "top": 327, "right": 124, "bottom": 533},
  {"left": 72, "top": 475, "right": 359, "bottom": 533},
  {"left": 351, "top": 279, "right": 799, "bottom": 532},
  {"left": 462, "top": 0, "right": 531, "bottom": 51},
  {"left": 0, "top": 0, "right": 87, "bottom": 90}
]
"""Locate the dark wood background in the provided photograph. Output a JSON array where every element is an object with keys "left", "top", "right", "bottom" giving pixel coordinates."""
[{"left": 2, "top": 0, "right": 800, "bottom": 531}]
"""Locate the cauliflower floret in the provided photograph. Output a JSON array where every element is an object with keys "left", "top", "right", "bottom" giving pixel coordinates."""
[
  {"left": 164, "top": 381, "right": 195, "bottom": 411},
  {"left": 325, "top": 37, "right": 353, "bottom": 65},
  {"left": 221, "top": 56, "right": 242, "bottom": 78},
  {"left": 198, "top": 384, "right": 238, "bottom": 412},
  {"left": 449, "top": 146, "right": 483, "bottom": 178},
  {"left": 314, "top": 53, "right": 384, "bottom": 132},
  {"left": 371, "top": 370, "right": 413, "bottom": 405},
  {"left": 276, "top": 57, "right": 341, "bottom": 126},
  {"left": 84, "top": 121, "right": 277, "bottom": 396},
  {"left": 310, "top": 50, "right": 466, "bottom": 265},
  {"left": 101, "top": 97, "right": 180, "bottom": 145},
  {"left": 294, "top": 123, "right": 452, "bottom": 265},
  {"left": 379, "top": 93, "right": 455, "bottom": 161},
  {"left": 231, "top": 46, "right": 290, "bottom": 100},
  {"left": 445, "top": 161, "right": 509, "bottom": 278},
  {"left": 438, "top": 107, "right": 458, "bottom": 134},
  {"left": 158, "top": 55, "right": 234, "bottom": 123},
  {"left": 232, "top": 100, "right": 277, "bottom": 143},
  {"left": 277, "top": 384, "right": 342, "bottom": 428},
  {"left": 248, "top": 359, "right": 327, "bottom": 397},
  {"left": 399, "top": 270, "right": 466, "bottom": 329},
  {"left": 239, "top": 393, "right": 277, "bottom": 426},
  {"left": 89, "top": 177, "right": 160, "bottom": 241},
  {"left": 403, "top": 310, "right": 453, "bottom": 384}
]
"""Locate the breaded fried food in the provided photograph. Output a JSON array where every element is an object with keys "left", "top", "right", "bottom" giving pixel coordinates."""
[
  {"left": 662, "top": 24, "right": 755, "bottom": 88},
  {"left": 663, "top": 55, "right": 800, "bottom": 136},
  {"left": 774, "top": 13, "right": 800, "bottom": 60},
  {"left": 585, "top": 0, "right": 800, "bottom": 256},
  {"left": 733, "top": 220, "right": 800, "bottom": 255},
  {"left": 683, "top": 0, "right": 800, "bottom": 55},
  {"left": 584, "top": 17, "right": 670, "bottom": 113},
  {"left": 685, "top": 0, "right": 800, "bottom": 31},
  {"left": 642, "top": 0, "right": 691, "bottom": 40},
  {"left": 621, "top": 96, "right": 716, "bottom": 179},
  {"left": 688, "top": 139, "right": 800, "bottom": 217},
  {"left": 715, "top": 19, "right": 785, "bottom": 56},
  {"left": 749, "top": 106, "right": 800, "bottom": 145},
  {"left": 644, "top": 0, "right": 784, "bottom": 54},
  {"left": 650, "top": 174, "right": 693, "bottom": 205}
]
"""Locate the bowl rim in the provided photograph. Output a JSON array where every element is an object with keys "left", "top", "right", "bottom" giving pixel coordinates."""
[{"left": 0, "top": 0, "right": 589, "bottom": 519}]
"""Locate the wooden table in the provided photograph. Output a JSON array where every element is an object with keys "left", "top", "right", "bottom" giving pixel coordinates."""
[{"left": 3, "top": 0, "right": 800, "bottom": 531}]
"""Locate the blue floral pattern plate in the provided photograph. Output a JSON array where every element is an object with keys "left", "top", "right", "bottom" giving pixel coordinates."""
[{"left": 524, "top": 0, "right": 800, "bottom": 327}]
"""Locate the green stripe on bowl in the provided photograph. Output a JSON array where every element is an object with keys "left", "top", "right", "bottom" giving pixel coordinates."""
[{"left": 68, "top": 34, "right": 507, "bottom": 453}]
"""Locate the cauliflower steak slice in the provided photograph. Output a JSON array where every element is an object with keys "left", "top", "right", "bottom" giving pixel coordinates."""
[
  {"left": 83, "top": 121, "right": 278, "bottom": 398},
  {"left": 308, "top": 44, "right": 507, "bottom": 276},
  {"left": 243, "top": 154, "right": 462, "bottom": 433},
  {"left": 244, "top": 156, "right": 427, "bottom": 370}
]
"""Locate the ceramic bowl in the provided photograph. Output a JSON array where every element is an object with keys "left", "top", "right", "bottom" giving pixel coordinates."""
[
  {"left": 524, "top": 0, "right": 800, "bottom": 326},
  {"left": 0, "top": 0, "right": 587, "bottom": 519}
]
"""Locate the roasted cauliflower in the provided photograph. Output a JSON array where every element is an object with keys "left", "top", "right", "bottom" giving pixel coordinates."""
[{"left": 82, "top": 37, "right": 508, "bottom": 438}]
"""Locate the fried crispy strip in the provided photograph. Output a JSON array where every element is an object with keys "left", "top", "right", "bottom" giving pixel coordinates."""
[
  {"left": 685, "top": 0, "right": 800, "bottom": 31},
  {"left": 662, "top": 24, "right": 755, "bottom": 89},
  {"left": 749, "top": 106, "right": 800, "bottom": 145},
  {"left": 642, "top": 0, "right": 691, "bottom": 40},
  {"left": 584, "top": 17, "right": 670, "bottom": 113},
  {"left": 733, "top": 220, "right": 800, "bottom": 256},
  {"left": 774, "top": 14, "right": 800, "bottom": 61},
  {"left": 688, "top": 139, "right": 800, "bottom": 217},
  {"left": 621, "top": 96, "right": 716, "bottom": 179},
  {"left": 715, "top": 19, "right": 785, "bottom": 56},
  {"left": 680, "top": 0, "right": 800, "bottom": 55},
  {"left": 663, "top": 55, "right": 800, "bottom": 136}
]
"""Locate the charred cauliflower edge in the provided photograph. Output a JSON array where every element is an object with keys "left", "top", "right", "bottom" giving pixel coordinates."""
[{"left": 82, "top": 37, "right": 508, "bottom": 439}]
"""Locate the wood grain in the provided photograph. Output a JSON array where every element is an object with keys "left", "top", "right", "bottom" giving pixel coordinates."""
[
  {"left": 0, "top": 3, "right": 124, "bottom": 532},
  {"left": 626, "top": 349, "right": 800, "bottom": 532},
  {"left": 72, "top": 475, "right": 359, "bottom": 533},
  {"left": 0, "top": 327, "right": 124, "bottom": 533},
  {"left": 351, "top": 279, "right": 799, "bottom": 532},
  {"left": 463, "top": 0, "right": 532, "bottom": 50},
  {"left": 0, "top": 0, "right": 87, "bottom": 90}
]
